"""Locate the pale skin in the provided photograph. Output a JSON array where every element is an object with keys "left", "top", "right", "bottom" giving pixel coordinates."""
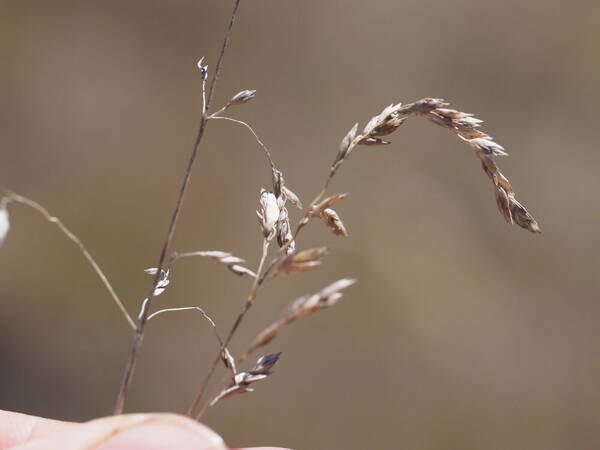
[{"left": 0, "top": 410, "right": 287, "bottom": 450}]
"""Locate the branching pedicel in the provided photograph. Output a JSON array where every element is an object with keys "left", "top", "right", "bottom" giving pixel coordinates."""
[{"left": 0, "top": 0, "right": 540, "bottom": 424}]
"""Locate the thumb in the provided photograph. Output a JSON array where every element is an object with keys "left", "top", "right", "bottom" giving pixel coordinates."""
[{"left": 12, "top": 413, "right": 227, "bottom": 450}]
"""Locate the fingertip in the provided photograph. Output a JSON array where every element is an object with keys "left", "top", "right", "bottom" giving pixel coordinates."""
[
  {"left": 96, "top": 414, "right": 227, "bottom": 450},
  {"left": 97, "top": 415, "right": 225, "bottom": 450},
  {"left": 12, "top": 413, "right": 227, "bottom": 450}
]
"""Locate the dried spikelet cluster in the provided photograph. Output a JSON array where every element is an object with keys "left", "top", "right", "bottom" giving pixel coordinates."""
[
  {"left": 334, "top": 98, "right": 540, "bottom": 233},
  {"left": 278, "top": 247, "right": 329, "bottom": 275},
  {"left": 210, "top": 352, "right": 281, "bottom": 406},
  {"left": 256, "top": 171, "right": 302, "bottom": 254},
  {"left": 308, "top": 192, "right": 350, "bottom": 236},
  {"left": 244, "top": 280, "right": 356, "bottom": 358},
  {"left": 143, "top": 268, "right": 171, "bottom": 296}
]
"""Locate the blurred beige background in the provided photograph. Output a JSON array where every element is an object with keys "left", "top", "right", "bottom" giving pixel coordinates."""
[{"left": 1, "top": 0, "right": 599, "bottom": 449}]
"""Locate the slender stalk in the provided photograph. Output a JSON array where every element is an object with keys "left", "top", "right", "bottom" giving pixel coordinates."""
[
  {"left": 187, "top": 238, "right": 271, "bottom": 418},
  {"left": 147, "top": 306, "right": 223, "bottom": 347},
  {"left": 3, "top": 191, "right": 136, "bottom": 330},
  {"left": 201, "top": 78, "right": 207, "bottom": 115},
  {"left": 210, "top": 115, "right": 277, "bottom": 171},
  {"left": 113, "top": 0, "right": 242, "bottom": 415}
]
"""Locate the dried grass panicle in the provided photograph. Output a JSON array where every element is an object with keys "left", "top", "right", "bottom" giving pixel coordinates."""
[
  {"left": 245, "top": 279, "right": 356, "bottom": 357},
  {"left": 332, "top": 98, "right": 540, "bottom": 233},
  {"left": 2, "top": 0, "right": 544, "bottom": 420},
  {"left": 4, "top": 1, "right": 361, "bottom": 420},
  {"left": 171, "top": 250, "right": 256, "bottom": 277},
  {"left": 257, "top": 173, "right": 302, "bottom": 253},
  {"left": 210, "top": 352, "right": 282, "bottom": 406}
]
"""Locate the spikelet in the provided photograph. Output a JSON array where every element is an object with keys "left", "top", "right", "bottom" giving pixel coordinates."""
[
  {"left": 171, "top": 250, "right": 256, "bottom": 277},
  {"left": 245, "top": 279, "right": 356, "bottom": 357},
  {"left": 210, "top": 353, "right": 282, "bottom": 406}
]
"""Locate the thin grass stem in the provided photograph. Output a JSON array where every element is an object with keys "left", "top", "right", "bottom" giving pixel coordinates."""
[{"left": 210, "top": 115, "right": 276, "bottom": 171}]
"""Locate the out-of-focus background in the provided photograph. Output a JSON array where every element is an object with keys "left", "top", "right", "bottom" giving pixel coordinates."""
[{"left": 1, "top": 0, "right": 599, "bottom": 448}]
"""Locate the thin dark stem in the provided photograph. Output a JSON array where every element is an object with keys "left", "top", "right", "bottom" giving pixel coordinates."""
[
  {"left": 113, "top": 0, "right": 242, "bottom": 415},
  {"left": 205, "top": 0, "right": 241, "bottom": 110},
  {"left": 187, "top": 238, "right": 270, "bottom": 419}
]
